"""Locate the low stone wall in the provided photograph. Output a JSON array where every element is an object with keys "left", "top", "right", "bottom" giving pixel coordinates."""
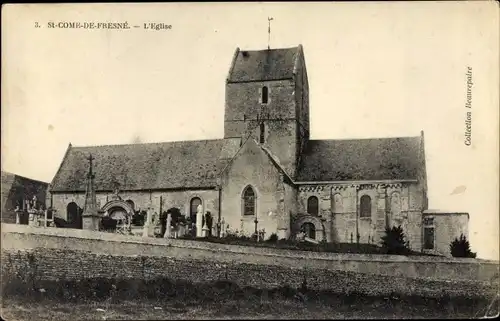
[
  {"left": 1, "top": 247, "right": 495, "bottom": 299},
  {"left": 2, "top": 224, "right": 498, "bottom": 282},
  {"left": 1, "top": 223, "right": 498, "bottom": 299}
]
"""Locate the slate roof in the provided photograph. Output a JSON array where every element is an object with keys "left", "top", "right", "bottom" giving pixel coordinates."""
[
  {"left": 297, "top": 137, "right": 422, "bottom": 182},
  {"left": 1, "top": 171, "right": 16, "bottom": 210},
  {"left": 1, "top": 171, "right": 49, "bottom": 212},
  {"left": 227, "top": 47, "right": 300, "bottom": 83},
  {"left": 50, "top": 138, "right": 241, "bottom": 192},
  {"left": 51, "top": 135, "right": 423, "bottom": 192}
]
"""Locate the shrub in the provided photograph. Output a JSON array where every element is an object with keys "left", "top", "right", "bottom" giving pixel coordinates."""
[
  {"left": 380, "top": 226, "right": 411, "bottom": 255},
  {"left": 166, "top": 207, "right": 186, "bottom": 227},
  {"left": 267, "top": 233, "right": 279, "bottom": 243},
  {"left": 53, "top": 217, "right": 71, "bottom": 228},
  {"left": 101, "top": 216, "right": 118, "bottom": 231},
  {"left": 450, "top": 234, "right": 476, "bottom": 258},
  {"left": 131, "top": 210, "right": 146, "bottom": 226}
]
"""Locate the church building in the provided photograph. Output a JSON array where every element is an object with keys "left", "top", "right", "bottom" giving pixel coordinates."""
[{"left": 47, "top": 45, "right": 469, "bottom": 255}]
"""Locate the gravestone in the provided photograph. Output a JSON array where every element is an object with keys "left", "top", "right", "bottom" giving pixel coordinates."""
[
  {"left": 164, "top": 213, "right": 172, "bottom": 238},
  {"left": 196, "top": 204, "right": 203, "bottom": 237}
]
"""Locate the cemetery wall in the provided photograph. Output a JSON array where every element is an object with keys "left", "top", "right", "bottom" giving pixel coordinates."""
[{"left": 1, "top": 223, "right": 498, "bottom": 298}]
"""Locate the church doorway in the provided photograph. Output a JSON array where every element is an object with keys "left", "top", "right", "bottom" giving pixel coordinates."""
[
  {"left": 301, "top": 222, "right": 316, "bottom": 240},
  {"left": 108, "top": 206, "right": 129, "bottom": 231},
  {"left": 66, "top": 202, "right": 82, "bottom": 229},
  {"left": 101, "top": 199, "right": 135, "bottom": 234}
]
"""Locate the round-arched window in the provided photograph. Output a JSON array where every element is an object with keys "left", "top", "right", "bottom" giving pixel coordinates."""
[
  {"left": 360, "top": 195, "right": 372, "bottom": 218},
  {"left": 307, "top": 196, "right": 319, "bottom": 216}
]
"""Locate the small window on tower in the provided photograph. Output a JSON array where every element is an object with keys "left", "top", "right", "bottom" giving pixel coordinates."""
[
  {"left": 262, "top": 86, "right": 268, "bottom": 104},
  {"left": 259, "top": 123, "right": 265, "bottom": 144}
]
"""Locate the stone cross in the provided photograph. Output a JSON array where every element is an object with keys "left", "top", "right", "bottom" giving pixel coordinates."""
[
  {"left": 32, "top": 195, "right": 38, "bottom": 209},
  {"left": 15, "top": 205, "right": 20, "bottom": 224},
  {"left": 221, "top": 218, "right": 226, "bottom": 237},
  {"left": 87, "top": 154, "right": 95, "bottom": 177}
]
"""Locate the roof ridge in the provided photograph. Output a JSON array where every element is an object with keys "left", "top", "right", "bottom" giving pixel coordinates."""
[
  {"left": 309, "top": 135, "right": 421, "bottom": 142},
  {"left": 71, "top": 138, "right": 225, "bottom": 149},
  {"left": 239, "top": 46, "right": 299, "bottom": 52},
  {"left": 1, "top": 171, "right": 49, "bottom": 185}
]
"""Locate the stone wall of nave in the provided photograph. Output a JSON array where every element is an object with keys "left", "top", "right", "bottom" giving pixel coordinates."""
[
  {"left": 50, "top": 189, "right": 219, "bottom": 223},
  {"left": 297, "top": 182, "right": 425, "bottom": 249}
]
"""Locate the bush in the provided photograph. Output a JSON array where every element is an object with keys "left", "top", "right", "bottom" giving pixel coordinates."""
[
  {"left": 100, "top": 216, "right": 118, "bottom": 231},
  {"left": 380, "top": 226, "right": 411, "bottom": 255},
  {"left": 131, "top": 210, "right": 146, "bottom": 226},
  {"left": 267, "top": 233, "right": 279, "bottom": 243},
  {"left": 450, "top": 234, "right": 476, "bottom": 258}
]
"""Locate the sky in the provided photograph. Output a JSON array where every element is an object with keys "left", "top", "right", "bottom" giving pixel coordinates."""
[{"left": 1, "top": 2, "right": 498, "bottom": 259}]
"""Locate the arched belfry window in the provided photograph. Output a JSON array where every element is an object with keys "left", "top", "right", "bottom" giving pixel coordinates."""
[
  {"left": 262, "top": 86, "right": 268, "bottom": 104},
  {"left": 259, "top": 123, "right": 265, "bottom": 144},
  {"left": 242, "top": 186, "right": 256, "bottom": 216},
  {"left": 307, "top": 196, "right": 319, "bottom": 216},
  {"left": 360, "top": 195, "right": 372, "bottom": 218}
]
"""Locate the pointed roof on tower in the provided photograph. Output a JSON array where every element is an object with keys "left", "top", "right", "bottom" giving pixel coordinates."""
[{"left": 226, "top": 46, "right": 302, "bottom": 83}]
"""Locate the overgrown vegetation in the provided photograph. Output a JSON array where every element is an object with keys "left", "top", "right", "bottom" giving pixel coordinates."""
[
  {"left": 131, "top": 210, "right": 146, "bottom": 226},
  {"left": 1, "top": 273, "right": 491, "bottom": 311},
  {"left": 179, "top": 229, "right": 435, "bottom": 256},
  {"left": 1, "top": 248, "right": 494, "bottom": 319},
  {"left": 450, "top": 234, "right": 477, "bottom": 258},
  {"left": 380, "top": 226, "right": 411, "bottom": 255},
  {"left": 266, "top": 233, "right": 279, "bottom": 243}
]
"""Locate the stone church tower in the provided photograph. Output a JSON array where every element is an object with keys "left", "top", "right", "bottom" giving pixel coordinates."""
[{"left": 224, "top": 45, "right": 310, "bottom": 179}]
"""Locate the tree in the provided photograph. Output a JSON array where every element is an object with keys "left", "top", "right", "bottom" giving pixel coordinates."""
[
  {"left": 450, "top": 234, "right": 476, "bottom": 258},
  {"left": 166, "top": 207, "right": 186, "bottom": 227},
  {"left": 380, "top": 225, "right": 411, "bottom": 255}
]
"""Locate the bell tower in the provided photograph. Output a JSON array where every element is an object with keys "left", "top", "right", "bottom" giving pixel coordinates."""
[{"left": 223, "top": 45, "right": 310, "bottom": 179}]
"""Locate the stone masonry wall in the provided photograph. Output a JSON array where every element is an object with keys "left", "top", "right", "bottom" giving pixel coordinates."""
[
  {"left": 2, "top": 247, "right": 496, "bottom": 299},
  {"left": 423, "top": 213, "right": 470, "bottom": 257},
  {"left": 220, "top": 139, "right": 281, "bottom": 238},
  {"left": 51, "top": 189, "right": 219, "bottom": 222},
  {"left": 224, "top": 79, "right": 300, "bottom": 179},
  {"left": 2, "top": 224, "right": 498, "bottom": 286},
  {"left": 297, "top": 182, "right": 426, "bottom": 251}
]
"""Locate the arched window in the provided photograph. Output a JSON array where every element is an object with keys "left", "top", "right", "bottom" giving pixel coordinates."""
[
  {"left": 259, "top": 123, "right": 265, "bottom": 144},
  {"left": 307, "top": 196, "right": 319, "bottom": 216},
  {"left": 66, "top": 202, "right": 82, "bottom": 229},
  {"left": 190, "top": 197, "right": 202, "bottom": 223},
  {"left": 360, "top": 195, "right": 371, "bottom": 218},
  {"left": 262, "top": 86, "right": 268, "bottom": 104},
  {"left": 242, "top": 186, "right": 256, "bottom": 216},
  {"left": 301, "top": 222, "right": 316, "bottom": 239}
]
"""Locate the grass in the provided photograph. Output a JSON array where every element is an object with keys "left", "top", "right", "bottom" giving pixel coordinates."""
[
  {"left": 2, "top": 290, "right": 495, "bottom": 320},
  {"left": 1, "top": 276, "right": 496, "bottom": 320}
]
